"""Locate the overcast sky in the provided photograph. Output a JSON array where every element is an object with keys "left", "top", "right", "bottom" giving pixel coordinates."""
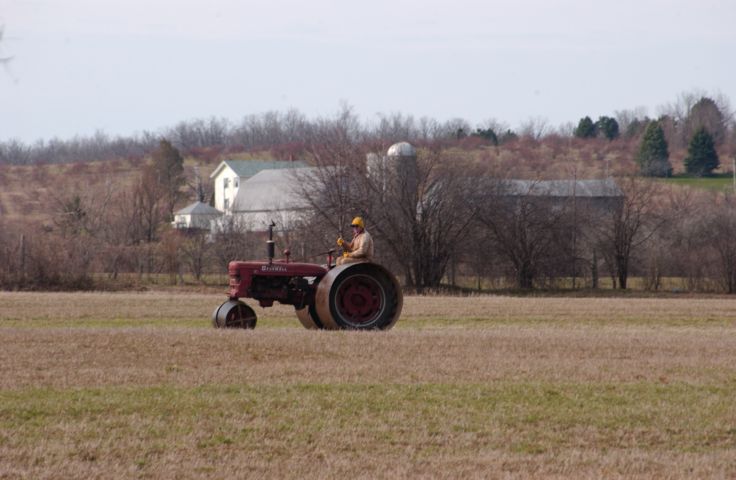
[{"left": 1, "top": 0, "right": 735, "bottom": 143}]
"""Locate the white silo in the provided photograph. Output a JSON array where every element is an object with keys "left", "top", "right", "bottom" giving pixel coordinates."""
[{"left": 387, "top": 141, "right": 418, "bottom": 198}]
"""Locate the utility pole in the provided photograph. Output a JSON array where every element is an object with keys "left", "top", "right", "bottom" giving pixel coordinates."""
[
  {"left": 19, "top": 234, "right": 26, "bottom": 281},
  {"left": 570, "top": 166, "right": 578, "bottom": 290}
]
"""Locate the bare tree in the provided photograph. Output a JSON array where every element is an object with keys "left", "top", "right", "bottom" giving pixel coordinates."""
[
  {"left": 210, "top": 221, "right": 262, "bottom": 272},
  {"left": 592, "top": 177, "right": 669, "bottom": 289},
  {"left": 297, "top": 133, "right": 482, "bottom": 290},
  {"left": 168, "top": 117, "right": 231, "bottom": 151},
  {"left": 416, "top": 117, "right": 440, "bottom": 141},
  {"left": 615, "top": 107, "right": 648, "bottom": 137},
  {"left": 658, "top": 90, "right": 733, "bottom": 148},
  {"left": 185, "top": 164, "right": 211, "bottom": 203},
  {"left": 435, "top": 118, "right": 472, "bottom": 141},
  {"left": 477, "top": 118, "right": 510, "bottom": 137},
  {"left": 123, "top": 165, "right": 172, "bottom": 276},
  {"left": 361, "top": 147, "right": 482, "bottom": 289},
  {"left": 0, "top": 220, "right": 26, "bottom": 287},
  {"left": 659, "top": 90, "right": 704, "bottom": 127},
  {"left": 158, "top": 229, "right": 183, "bottom": 285},
  {"left": 704, "top": 194, "right": 736, "bottom": 293},
  {"left": 372, "top": 112, "right": 420, "bottom": 142},
  {"left": 178, "top": 230, "right": 210, "bottom": 281},
  {"left": 474, "top": 180, "right": 572, "bottom": 289},
  {"left": 518, "top": 116, "right": 550, "bottom": 141},
  {"left": 295, "top": 125, "right": 365, "bottom": 239},
  {"left": 553, "top": 121, "right": 576, "bottom": 138},
  {"left": 131, "top": 167, "right": 166, "bottom": 244}
]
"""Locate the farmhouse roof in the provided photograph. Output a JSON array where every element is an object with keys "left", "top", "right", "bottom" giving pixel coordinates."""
[
  {"left": 231, "top": 167, "right": 319, "bottom": 213},
  {"left": 175, "top": 201, "right": 221, "bottom": 216},
  {"left": 209, "top": 159, "right": 307, "bottom": 179},
  {"left": 224, "top": 167, "right": 320, "bottom": 231},
  {"left": 504, "top": 178, "right": 622, "bottom": 197}
]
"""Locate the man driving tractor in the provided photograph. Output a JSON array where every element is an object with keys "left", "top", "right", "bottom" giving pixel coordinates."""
[{"left": 336, "top": 216, "right": 374, "bottom": 265}]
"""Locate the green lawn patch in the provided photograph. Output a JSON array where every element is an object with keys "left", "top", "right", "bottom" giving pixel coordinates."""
[{"left": 662, "top": 173, "right": 735, "bottom": 191}]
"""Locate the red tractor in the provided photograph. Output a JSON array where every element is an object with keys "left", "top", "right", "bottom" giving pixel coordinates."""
[{"left": 212, "top": 223, "right": 403, "bottom": 330}]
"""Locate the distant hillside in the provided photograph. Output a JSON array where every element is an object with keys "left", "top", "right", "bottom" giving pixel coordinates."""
[
  {"left": 0, "top": 157, "right": 213, "bottom": 224},
  {"left": 0, "top": 138, "right": 730, "bottom": 224}
]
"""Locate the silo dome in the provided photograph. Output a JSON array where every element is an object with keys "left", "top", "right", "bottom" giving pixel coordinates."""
[{"left": 387, "top": 141, "right": 416, "bottom": 158}]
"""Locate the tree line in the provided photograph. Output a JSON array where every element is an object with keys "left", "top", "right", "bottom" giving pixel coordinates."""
[
  {"left": 296, "top": 133, "right": 736, "bottom": 293},
  {"left": 2, "top": 92, "right": 736, "bottom": 292},
  {"left": 5, "top": 130, "right": 736, "bottom": 293},
  {"left": 2, "top": 90, "right": 733, "bottom": 167},
  {"left": 575, "top": 94, "right": 734, "bottom": 178},
  {"left": 0, "top": 109, "right": 474, "bottom": 166}
]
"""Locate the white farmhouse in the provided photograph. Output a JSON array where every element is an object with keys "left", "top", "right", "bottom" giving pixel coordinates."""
[
  {"left": 212, "top": 167, "right": 319, "bottom": 233},
  {"left": 209, "top": 160, "right": 306, "bottom": 213},
  {"left": 172, "top": 201, "right": 222, "bottom": 230}
]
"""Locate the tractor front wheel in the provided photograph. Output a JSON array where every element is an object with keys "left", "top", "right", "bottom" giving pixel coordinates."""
[{"left": 212, "top": 300, "right": 257, "bottom": 329}]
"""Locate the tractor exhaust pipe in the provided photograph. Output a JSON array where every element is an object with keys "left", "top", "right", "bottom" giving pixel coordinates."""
[{"left": 267, "top": 221, "right": 276, "bottom": 265}]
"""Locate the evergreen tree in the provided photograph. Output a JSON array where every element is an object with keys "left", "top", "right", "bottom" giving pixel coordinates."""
[
  {"left": 596, "top": 116, "right": 620, "bottom": 140},
  {"left": 151, "top": 139, "right": 185, "bottom": 220},
  {"left": 637, "top": 122, "right": 672, "bottom": 177},
  {"left": 684, "top": 127, "right": 719, "bottom": 176},
  {"left": 685, "top": 97, "right": 726, "bottom": 146},
  {"left": 152, "top": 139, "right": 184, "bottom": 185},
  {"left": 499, "top": 129, "right": 518, "bottom": 144},
  {"left": 625, "top": 118, "right": 649, "bottom": 139},
  {"left": 472, "top": 128, "right": 498, "bottom": 146},
  {"left": 574, "top": 116, "right": 596, "bottom": 138}
]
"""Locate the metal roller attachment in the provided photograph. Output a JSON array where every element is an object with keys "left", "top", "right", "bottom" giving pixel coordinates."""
[{"left": 212, "top": 300, "right": 257, "bottom": 329}]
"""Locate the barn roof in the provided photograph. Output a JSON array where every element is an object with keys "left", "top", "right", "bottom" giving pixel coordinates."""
[
  {"left": 223, "top": 167, "right": 321, "bottom": 231},
  {"left": 209, "top": 159, "right": 307, "bottom": 179},
  {"left": 504, "top": 178, "right": 622, "bottom": 197},
  {"left": 231, "top": 167, "right": 318, "bottom": 213}
]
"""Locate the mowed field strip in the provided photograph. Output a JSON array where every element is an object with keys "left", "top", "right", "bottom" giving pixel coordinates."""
[{"left": 1, "top": 292, "right": 736, "bottom": 478}]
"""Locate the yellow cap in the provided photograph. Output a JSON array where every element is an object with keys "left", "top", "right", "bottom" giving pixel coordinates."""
[{"left": 351, "top": 216, "right": 364, "bottom": 229}]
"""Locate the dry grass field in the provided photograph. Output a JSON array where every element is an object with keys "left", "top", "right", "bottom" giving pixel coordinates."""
[{"left": 1, "top": 292, "right": 736, "bottom": 479}]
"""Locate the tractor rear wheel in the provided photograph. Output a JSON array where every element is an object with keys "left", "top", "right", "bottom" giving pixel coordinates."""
[
  {"left": 212, "top": 300, "right": 257, "bottom": 329},
  {"left": 295, "top": 303, "right": 331, "bottom": 330},
  {"left": 315, "top": 263, "right": 402, "bottom": 330}
]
